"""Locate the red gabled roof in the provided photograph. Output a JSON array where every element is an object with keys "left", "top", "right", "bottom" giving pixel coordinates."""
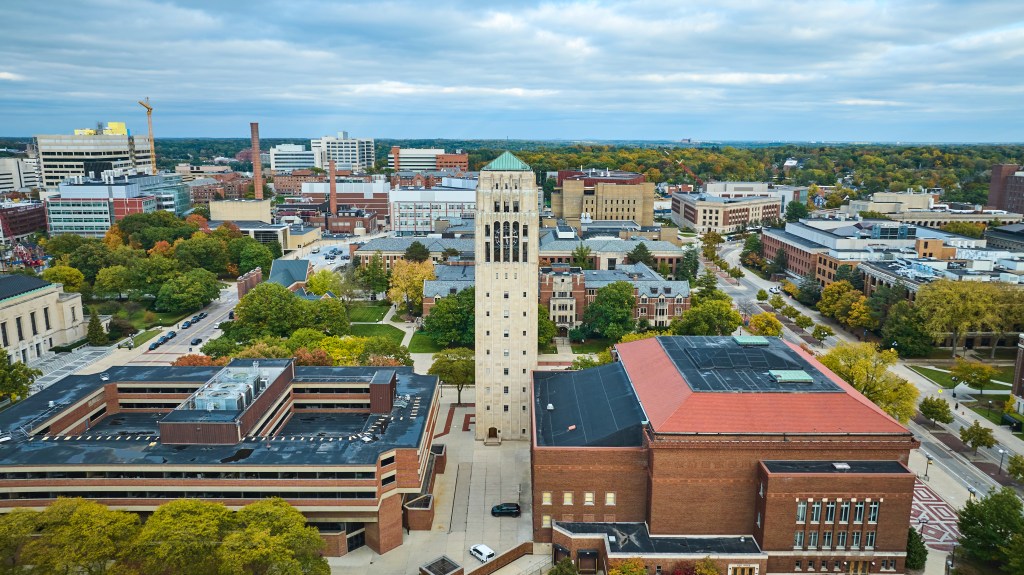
[{"left": 616, "top": 337, "right": 908, "bottom": 435}]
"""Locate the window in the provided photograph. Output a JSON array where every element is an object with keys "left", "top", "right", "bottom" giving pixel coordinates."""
[
  {"left": 381, "top": 475, "right": 395, "bottom": 486},
  {"left": 504, "top": 292, "right": 509, "bottom": 299},
  {"left": 811, "top": 501, "right": 821, "bottom": 522},
  {"left": 380, "top": 456, "right": 395, "bottom": 467},
  {"left": 542, "top": 515, "right": 551, "bottom": 528},
  {"left": 542, "top": 492, "right": 551, "bottom": 505},
  {"left": 563, "top": 492, "right": 573, "bottom": 505},
  {"left": 756, "top": 512, "right": 761, "bottom": 528},
  {"left": 840, "top": 501, "right": 850, "bottom": 523},
  {"left": 0, "top": 322, "right": 7, "bottom": 347},
  {"left": 15, "top": 318, "right": 23, "bottom": 341},
  {"left": 503, "top": 368, "right": 509, "bottom": 375},
  {"left": 503, "top": 310, "right": 509, "bottom": 318},
  {"left": 868, "top": 501, "right": 879, "bottom": 523},
  {"left": 808, "top": 531, "right": 818, "bottom": 549},
  {"left": 836, "top": 531, "right": 847, "bottom": 549},
  {"left": 503, "top": 386, "right": 509, "bottom": 394},
  {"left": 793, "top": 531, "right": 804, "bottom": 549},
  {"left": 29, "top": 312, "right": 37, "bottom": 336},
  {"left": 807, "top": 561, "right": 815, "bottom": 571},
  {"left": 503, "top": 405, "right": 509, "bottom": 412},
  {"left": 822, "top": 531, "right": 832, "bottom": 549},
  {"left": 865, "top": 531, "right": 876, "bottom": 549},
  {"left": 796, "top": 501, "right": 807, "bottom": 522},
  {"left": 503, "top": 349, "right": 509, "bottom": 357},
  {"left": 584, "top": 492, "right": 594, "bottom": 505},
  {"left": 605, "top": 492, "right": 616, "bottom": 506},
  {"left": 851, "top": 531, "right": 861, "bottom": 549},
  {"left": 854, "top": 502, "right": 865, "bottom": 523},
  {"left": 825, "top": 501, "right": 835, "bottom": 523},
  {"left": 795, "top": 561, "right": 802, "bottom": 571}
]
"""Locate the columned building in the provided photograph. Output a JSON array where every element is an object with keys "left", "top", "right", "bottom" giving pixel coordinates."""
[{"left": 474, "top": 152, "right": 538, "bottom": 442}]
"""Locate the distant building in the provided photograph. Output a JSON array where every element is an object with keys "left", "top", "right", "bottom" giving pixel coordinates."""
[
  {"left": 989, "top": 164, "right": 1023, "bottom": 212},
  {"left": 301, "top": 179, "right": 390, "bottom": 219},
  {"left": 311, "top": 132, "right": 375, "bottom": 171},
  {"left": 131, "top": 173, "right": 190, "bottom": 216},
  {"left": 269, "top": 144, "right": 317, "bottom": 173},
  {"left": 387, "top": 147, "right": 469, "bottom": 172},
  {"left": 46, "top": 173, "right": 159, "bottom": 237},
  {"left": 186, "top": 177, "right": 226, "bottom": 205},
  {"left": 36, "top": 124, "right": 152, "bottom": 188},
  {"left": 173, "top": 163, "right": 230, "bottom": 182},
  {"left": 986, "top": 223, "right": 1024, "bottom": 252},
  {"left": 0, "top": 158, "right": 40, "bottom": 193},
  {"left": 1, "top": 273, "right": 88, "bottom": 364},
  {"left": 0, "top": 201, "right": 46, "bottom": 244},
  {"left": 552, "top": 169, "right": 655, "bottom": 227},
  {"left": 672, "top": 193, "right": 781, "bottom": 234},
  {"left": 274, "top": 169, "right": 327, "bottom": 195},
  {"left": 389, "top": 186, "right": 475, "bottom": 236},
  {"left": 842, "top": 191, "right": 1022, "bottom": 228},
  {"left": 208, "top": 172, "right": 251, "bottom": 200}
]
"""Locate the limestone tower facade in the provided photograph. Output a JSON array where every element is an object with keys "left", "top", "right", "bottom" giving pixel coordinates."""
[{"left": 474, "top": 152, "right": 539, "bottom": 442}]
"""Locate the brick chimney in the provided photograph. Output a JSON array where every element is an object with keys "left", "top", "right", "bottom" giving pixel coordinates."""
[
  {"left": 250, "top": 122, "right": 263, "bottom": 200},
  {"left": 390, "top": 145, "right": 401, "bottom": 172},
  {"left": 329, "top": 159, "right": 338, "bottom": 216}
]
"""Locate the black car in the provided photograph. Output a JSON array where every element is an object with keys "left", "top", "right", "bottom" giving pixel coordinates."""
[
  {"left": 490, "top": 503, "right": 521, "bottom": 517},
  {"left": 191, "top": 315, "right": 201, "bottom": 323},
  {"left": 148, "top": 342, "right": 160, "bottom": 351},
  {"left": 228, "top": 310, "right": 235, "bottom": 320},
  {"left": 197, "top": 312, "right": 208, "bottom": 319},
  {"left": 190, "top": 337, "right": 203, "bottom": 346}
]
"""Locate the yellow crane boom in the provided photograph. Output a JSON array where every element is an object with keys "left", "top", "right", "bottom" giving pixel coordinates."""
[{"left": 137, "top": 98, "right": 156, "bottom": 175}]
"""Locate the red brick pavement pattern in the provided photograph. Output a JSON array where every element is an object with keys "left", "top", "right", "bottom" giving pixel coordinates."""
[
  {"left": 434, "top": 406, "right": 457, "bottom": 439},
  {"left": 462, "top": 413, "right": 474, "bottom": 432},
  {"left": 911, "top": 480, "right": 960, "bottom": 552}
]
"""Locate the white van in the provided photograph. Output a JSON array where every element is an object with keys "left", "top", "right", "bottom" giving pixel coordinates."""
[
  {"left": 469, "top": 544, "right": 495, "bottom": 562},
  {"left": 311, "top": 247, "right": 321, "bottom": 254}
]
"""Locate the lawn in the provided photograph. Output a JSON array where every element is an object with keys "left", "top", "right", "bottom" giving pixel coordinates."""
[
  {"left": 87, "top": 299, "right": 195, "bottom": 330},
  {"left": 348, "top": 302, "right": 389, "bottom": 323},
  {"left": 972, "top": 347, "right": 1020, "bottom": 361},
  {"left": 993, "top": 366, "right": 1016, "bottom": 384},
  {"left": 349, "top": 323, "right": 406, "bottom": 345},
  {"left": 408, "top": 332, "right": 445, "bottom": 354},
  {"left": 570, "top": 338, "right": 612, "bottom": 354},
  {"left": 908, "top": 366, "right": 958, "bottom": 388},
  {"left": 132, "top": 329, "right": 160, "bottom": 345},
  {"left": 963, "top": 394, "right": 1013, "bottom": 426},
  {"left": 539, "top": 342, "right": 557, "bottom": 355}
]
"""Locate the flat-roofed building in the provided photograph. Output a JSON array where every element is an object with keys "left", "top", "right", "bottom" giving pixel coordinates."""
[
  {"left": 533, "top": 335, "right": 917, "bottom": 575},
  {"left": 0, "top": 274, "right": 87, "bottom": 364},
  {"left": 673, "top": 193, "right": 781, "bottom": 234},
  {"left": 0, "top": 201, "right": 46, "bottom": 244},
  {"left": 35, "top": 126, "right": 152, "bottom": 189},
  {"left": 387, "top": 147, "right": 469, "bottom": 172},
  {"left": 45, "top": 173, "right": 159, "bottom": 237},
  {"left": 269, "top": 144, "right": 317, "bottom": 173},
  {"left": 552, "top": 168, "right": 655, "bottom": 227},
  {"left": 0, "top": 158, "right": 40, "bottom": 194},
  {"left": 311, "top": 132, "right": 375, "bottom": 171}
]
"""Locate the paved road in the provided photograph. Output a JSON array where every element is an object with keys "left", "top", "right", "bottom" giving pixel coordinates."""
[{"left": 128, "top": 286, "right": 240, "bottom": 365}]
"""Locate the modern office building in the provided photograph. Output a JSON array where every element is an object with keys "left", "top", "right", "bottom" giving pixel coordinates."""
[
  {"left": 311, "top": 132, "right": 375, "bottom": 171},
  {"left": 552, "top": 169, "right": 656, "bottom": 227},
  {"left": 269, "top": 144, "right": 317, "bottom": 173},
  {"left": 474, "top": 152, "right": 538, "bottom": 442},
  {"left": 0, "top": 202, "right": 47, "bottom": 244},
  {"left": 840, "top": 191, "right": 1022, "bottom": 229},
  {"left": 35, "top": 124, "right": 153, "bottom": 189},
  {"left": 45, "top": 173, "right": 159, "bottom": 237},
  {"left": 533, "top": 335, "right": 917, "bottom": 574},
  {"left": 0, "top": 158, "right": 41, "bottom": 194},
  {"left": 986, "top": 223, "right": 1024, "bottom": 252},
  {"left": 672, "top": 193, "right": 782, "bottom": 234},
  {"left": 0, "top": 359, "right": 445, "bottom": 557},
  {"left": 389, "top": 186, "right": 476, "bottom": 236},
  {"left": 130, "top": 173, "right": 190, "bottom": 216},
  {"left": 387, "top": 147, "right": 469, "bottom": 172},
  {"left": 0, "top": 274, "right": 87, "bottom": 364}
]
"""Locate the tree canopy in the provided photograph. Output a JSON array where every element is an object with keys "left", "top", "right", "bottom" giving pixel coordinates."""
[
  {"left": 670, "top": 300, "right": 742, "bottom": 336},
  {"left": 403, "top": 241, "right": 431, "bottom": 263},
  {"left": 819, "top": 342, "right": 919, "bottom": 423},
  {"left": 0, "top": 353, "right": 41, "bottom": 402},
  {"left": 422, "top": 288, "right": 475, "bottom": 347},
  {"left": 581, "top": 281, "right": 636, "bottom": 342},
  {"left": 428, "top": 347, "right": 475, "bottom": 404}
]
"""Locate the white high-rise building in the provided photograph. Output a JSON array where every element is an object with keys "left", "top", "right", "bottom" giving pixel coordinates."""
[
  {"left": 0, "top": 158, "right": 40, "bottom": 193},
  {"left": 269, "top": 144, "right": 316, "bottom": 173},
  {"left": 310, "top": 132, "right": 375, "bottom": 171},
  {"left": 474, "top": 152, "right": 539, "bottom": 442},
  {"left": 35, "top": 126, "right": 152, "bottom": 189}
]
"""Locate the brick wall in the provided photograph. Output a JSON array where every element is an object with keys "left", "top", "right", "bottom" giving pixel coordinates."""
[
  {"left": 365, "top": 492, "right": 404, "bottom": 554},
  {"left": 466, "top": 541, "right": 533, "bottom": 575}
]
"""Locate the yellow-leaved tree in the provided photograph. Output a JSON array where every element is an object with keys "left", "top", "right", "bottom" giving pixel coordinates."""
[
  {"left": 387, "top": 259, "right": 435, "bottom": 315},
  {"left": 819, "top": 342, "right": 919, "bottom": 423}
]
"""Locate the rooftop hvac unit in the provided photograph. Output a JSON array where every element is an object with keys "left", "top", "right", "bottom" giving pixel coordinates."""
[{"left": 546, "top": 404, "right": 554, "bottom": 411}]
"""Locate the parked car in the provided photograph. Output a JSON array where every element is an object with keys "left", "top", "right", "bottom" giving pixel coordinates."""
[
  {"left": 469, "top": 544, "right": 495, "bottom": 563},
  {"left": 157, "top": 336, "right": 168, "bottom": 344},
  {"left": 197, "top": 312, "right": 208, "bottom": 319},
  {"left": 311, "top": 247, "right": 321, "bottom": 253},
  {"left": 181, "top": 320, "right": 192, "bottom": 329},
  {"left": 228, "top": 310, "right": 235, "bottom": 320},
  {"left": 191, "top": 315, "right": 201, "bottom": 323},
  {"left": 166, "top": 331, "right": 176, "bottom": 339},
  {"left": 148, "top": 342, "right": 160, "bottom": 351},
  {"left": 190, "top": 337, "right": 203, "bottom": 346},
  {"left": 490, "top": 503, "right": 521, "bottom": 517},
  {"left": 769, "top": 286, "right": 782, "bottom": 294}
]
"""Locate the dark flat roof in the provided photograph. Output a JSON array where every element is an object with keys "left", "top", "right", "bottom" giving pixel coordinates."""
[
  {"left": 0, "top": 274, "right": 51, "bottom": 302},
  {"left": 556, "top": 522, "right": 763, "bottom": 555},
  {"left": 533, "top": 362, "right": 645, "bottom": 448},
  {"left": 763, "top": 460, "right": 910, "bottom": 474}
]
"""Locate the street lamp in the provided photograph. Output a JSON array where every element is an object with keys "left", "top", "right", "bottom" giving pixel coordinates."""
[
  {"left": 925, "top": 454, "right": 933, "bottom": 480},
  {"left": 918, "top": 517, "right": 929, "bottom": 532},
  {"left": 998, "top": 448, "right": 1006, "bottom": 475},
  {"left": 987, "top": 400, "right": 993, "bottom": 418}
]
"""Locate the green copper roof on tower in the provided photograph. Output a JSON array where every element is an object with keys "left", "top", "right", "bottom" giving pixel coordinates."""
[{"left": 481, "top": 151, "right": 532, "bottom": 171}]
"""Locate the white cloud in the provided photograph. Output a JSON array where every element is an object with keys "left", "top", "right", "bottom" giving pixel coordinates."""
[
  {"left": 837, "top": 99, "right": 907, "bottom": 107},
  {"left": 0, "top": 72, "right": 24, "bottom": 81}
]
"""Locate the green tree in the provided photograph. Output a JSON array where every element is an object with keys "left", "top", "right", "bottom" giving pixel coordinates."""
[
  {"left": 238, "top": 242, "right": 273, "bottom": 275},
  {"left": 741, "top": 234, "right": 762, "bottom": 258},
  {"left": 951, "top": 358, "right": 999, "bottom": 396},
  {"left": 234, "top": 340, "right": 293, "bottom": 360},
  {"left": 748, "top": 312, "right": 784, "bottom": 337},
  {"left": 127, "top": 255, "right": 181, "bottom": 298},
  {"left": 428, "top": 347, "right": 475, "bottom": 404},
  {"left": 819, "top": 342, "right": 919, "bottom": 423},
  {"left": 795, "top": 272, "right": 821, "bottom": 306},
  {"left": 571, "top": 243, "right": 593, "bottom": 269},
  {"left": 422, "top": 288, "right": 475, "bottom": 347},
  {"left": 571, "top": 355, "right": 609, "bottom": 370},
  {"left": 359, "top": 336, "right": 413, "bottom": 366},
  {"left": 285, "top": 328, "right": 327, "bottom": 353},
  {"left": 132, "top": 499, "right": 235, "bottom": 575},
  {"left": 307, "top": 297, "right": 350, "bottom": 336},
  {"left": 87, "top": 308, "right": 107, "bottom": 346},
  {"left": 69, "top": 240, "right": 113, "bottom": 283},
  {"left": 675, "top": 246, "right": 699, "bottom": 281},
  {"left": 905, "top": 527, "right": 928, "bottom": 570},
  {"left": 201, "top": 335, "right": 242, "bottom": 359},
  {"left": 626, "top": 242, "right": 655, "bottom": 266},
  {"left": 538, "top": 304, "right": 557, "bottom": 347},
  {"left": 43, "top": 234, "right": 87, "bottom": 258},
  {"left": 881, "top": 301, "right": 933, "bottom": 358},
  {"left": 234, "top": 282, "right": 311, "bottom": 338},
  {"left": 756, "top": 289, "right": 769, "bottom": 302},
  {"left": 549, "top": 558, "right": 581, "bottom": 575},
  {"left": 915, "top": 280, "right": 988, "bottom": 358},
  {"left": 785, "top": 200, "right": 809, "bottom": 222},
  {"left": 441, "top": 247, "right": 460, "bottom": 261},
  {"left": 154, "top": 268, "right": 221, "bottom": 314},
  {"left": 404, "top": 240, "right": 431, "bottom": 263},
  {"left": 305, "top": 269, "right": 343, "bottom": 296},
  {"left": 93, "top": 265, "right": 131, "bottom": 299},
  {"left": 670, "top": 300, "right": 742, "bottom": 336},
  {"left": 940, "top": 221, "right": 986, "bottom": 238},
  {"left": 41, "top": 265, "right": 85, "bottom": 292},
  {"left": 919, "top": 396, "right": 954, "bottom": 427},
  {"left": 700, "top": 230, "right": 724, "bottom": 260},
  {"left": 794, "top": 314, "right": 813, "bottom": 330},
  {"left": 768, "top": 294, "right": 785, "bottom": 309},
  {"left": 817, "top": 280, "right": 858, "bottom": 321},
  {"left": 174, "top": 233, "right": 229, "bottom": 275},
  {"left": 780, "top": 305, "right": 799, "bottom": 319},
  {"left": 0, "top": 353, "right": 41, "bottom": 402},
  {"left": 359, "top": 251, "right": 390, "bottom": 294},
  {"left": 22, "top": 497, "right": 140, "bottom": 575},
  {"left": 1006, "top": 453, "right": 1024, "bottom": 483},
  {"left": 766, "top": 247, "right": 788, "bottom": 275},
  {"left": 958, "top": 420, "right": 996, "bottom": 454},
  {"left": 957, "top": 486, "right": 1024, "bottom": 564},
  {"left": 812, "top": 324, "right": 834, "bottom": 342},
  {"left": 582, "top": 281, "right": 636, "bottom": 341},
  {"left": 834, "top": 264, "right": 865, "bottom": 291}
]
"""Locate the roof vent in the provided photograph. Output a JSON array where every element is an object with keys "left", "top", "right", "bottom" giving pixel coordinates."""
[
  {"left": 567, "top": 425, "right": 576, "bottom": 431},
  {"left": 609, "top": 535, "right": 617, "bottom": 544},
  {"left": 769, "top": 370, "right": 814, "bottom": 384},
  {"left": 832, "top": 462, "right": 851, "bottom": 471},
  {"left": 734, "top": 335, "right": 769, "bottom": 347},
  {"left": 547, "top": 403, "right": 554, "bottom": 411}
]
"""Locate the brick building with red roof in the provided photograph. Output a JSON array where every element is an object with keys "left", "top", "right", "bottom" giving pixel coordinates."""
[{"left": 532, "top": 335, "right": 918, "bottom": 575}]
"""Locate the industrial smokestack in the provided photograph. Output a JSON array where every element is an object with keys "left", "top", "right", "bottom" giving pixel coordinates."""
[
  {"left": 250, "top": 122, "right": 263, "bottom": 200},
  {"left": 329, "top": 159, "right": 338, "bottom": 216}
]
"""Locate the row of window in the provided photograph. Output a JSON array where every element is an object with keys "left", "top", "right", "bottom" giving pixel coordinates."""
[
  {"left": 794, "top": 560, "right": 891, "bottom": 573},
  {"left": 0, "top": 490, "right": 378, "bottom": 500},
  {"left": 1, "top": 308, "right": 53, "bottom": 348},
  {"left": 541, "top": 491, "right": 616, "bottom": 506},
  {"left": 794, "top": 529, "right": 876, "bottom": 550},
  {"left": 796, "top": 500, "right": 879, "bottom": 524}
]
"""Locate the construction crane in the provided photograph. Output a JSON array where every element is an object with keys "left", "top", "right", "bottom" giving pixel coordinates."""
[{"left": 137, "top": 98, "right": 157, "bottom": 175}]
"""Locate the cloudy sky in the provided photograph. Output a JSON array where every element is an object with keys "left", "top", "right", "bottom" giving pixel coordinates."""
[{"left": 2, "top": 0, "right": 1023, "bottom": 141}]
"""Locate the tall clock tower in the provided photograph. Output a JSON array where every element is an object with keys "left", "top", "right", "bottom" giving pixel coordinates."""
[{"left": 474, "top": 152, "right": 539, "bottom": 442}]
